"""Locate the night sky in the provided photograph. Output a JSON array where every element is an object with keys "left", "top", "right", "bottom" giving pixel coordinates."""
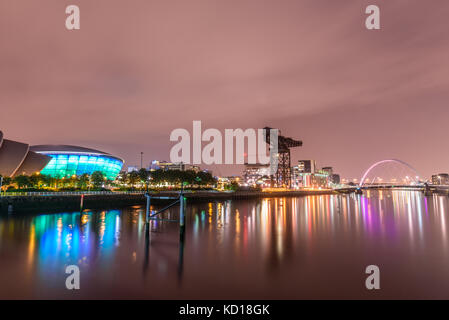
[{"left": 1, "top": 0, "right": 448, "bottom": 180}]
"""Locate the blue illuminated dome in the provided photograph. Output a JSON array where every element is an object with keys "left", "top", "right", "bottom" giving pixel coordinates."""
[{"left": 30, "top": 145, "right": 124, "bottom": 180}]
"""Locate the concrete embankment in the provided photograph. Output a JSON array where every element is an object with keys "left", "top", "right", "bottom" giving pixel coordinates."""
[
  {"left": 0, "top": 193, "right": 145, "bottom": 214},
  {"left": 0, "top": 190, "right": 336, "bottom": 214}
]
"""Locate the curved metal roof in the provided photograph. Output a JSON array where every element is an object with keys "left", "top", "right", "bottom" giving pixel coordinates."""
[
  {"left": 14, "top": 151, "right": 52, "bottom": 176},
  {"left": 30, "top": 145, "right": 124, "bottom": 162},
  {"left": 0, "top": 139, "right": 30, "bottom": 176}
]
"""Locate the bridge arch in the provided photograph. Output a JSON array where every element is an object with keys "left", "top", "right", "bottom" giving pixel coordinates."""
[{"left": 359, "top": 159, "right": 422, "bottom": 188}]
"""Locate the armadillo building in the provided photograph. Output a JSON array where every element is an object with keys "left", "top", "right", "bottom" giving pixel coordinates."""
[
  {"left": 0, "top": 131, "right": 51, "bottom": 177},
  {"left": 30, "top": 145, "right": 124, "bottom": 180}
]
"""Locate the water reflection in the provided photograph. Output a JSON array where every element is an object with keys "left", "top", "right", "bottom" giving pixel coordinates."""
[
  {"left": 26, "top": 210, "right": 122, "bottom": 271},
  {"left": 1, "top": 190, "right": 449, "bottom": 299}
]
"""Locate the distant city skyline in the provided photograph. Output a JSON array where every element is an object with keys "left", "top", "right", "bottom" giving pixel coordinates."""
[{"left": 2, "top": 1, "right": 449, "bottom": 179}]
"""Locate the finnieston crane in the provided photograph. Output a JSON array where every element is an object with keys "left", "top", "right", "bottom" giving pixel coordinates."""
[{"left": 264, "top": 127, "right": 302, "bottom": 188}]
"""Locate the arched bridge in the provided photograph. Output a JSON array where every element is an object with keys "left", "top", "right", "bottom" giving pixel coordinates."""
[
  {"left": 335, "top": 159, "right": 447, "bottom": 194},
  {"left": 358, "top": 159, "right": 423, "bottom": 188}
]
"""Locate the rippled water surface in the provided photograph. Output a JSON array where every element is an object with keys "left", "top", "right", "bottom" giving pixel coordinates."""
[{"left": 1, "top": 190, "right": 449, "bottom": 299}]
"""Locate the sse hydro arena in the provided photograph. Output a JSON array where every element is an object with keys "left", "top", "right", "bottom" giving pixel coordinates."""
[{"left": 30, "top": 145, "right": 124, "bottom": 180}]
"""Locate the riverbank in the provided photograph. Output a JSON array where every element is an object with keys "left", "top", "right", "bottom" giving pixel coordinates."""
[{"left": 0, "top": 190, "right": 336, "bottom": 214}]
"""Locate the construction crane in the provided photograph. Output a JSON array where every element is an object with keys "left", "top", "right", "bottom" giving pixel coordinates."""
[{"left": 264, "top": 127, "right": 302, "bottom": 188}]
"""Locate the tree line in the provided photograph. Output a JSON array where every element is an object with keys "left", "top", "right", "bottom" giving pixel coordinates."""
[
  {"left": 0, "top": 168, "right": 217, "bottom": 192},
  {"left": 116, "top": 168, "right": 217, "bottom": 189},
  {"left": 0, "top": 171, "right": 108, "bottom": 191}
]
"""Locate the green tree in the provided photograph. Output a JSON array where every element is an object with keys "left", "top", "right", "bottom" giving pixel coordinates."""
[
  {"left": 128, "top": 171, "right": 140, "bottom": 189},
  {"left": 0, "top": 175, "right": 11, "bottom": 185},
  {"left": 117, "top": 171, "right": 128, "bottom": 184},
  {"left": 14, "top": 175, "right": 31, "bottom": 189},
  {"left": 138, "top": 168, "right": 150, "bottom": 183},
  {"left": 29, "top": 173, "right": 41, "bottom": 189},
  {"left": 67, "top": 175, "right": 79, "bottom": 189},
  {"left": 90, "top": 171, "right": 105, "bottom": 189},
  {"left": 225, "top": 181, "right": 239, "bottom": 191},
  {"left": 0, "top": 175, "right": 12, "bottom": 191},
  {"left": 79, "top": 174, "right": 90, "bottom": 190},
  {"left": 148, "top": 169, "right": 217, "bottom": 189},
  {"left": 39, "top": 175, "right": 51, "bottom": 188},
  {"left": 196, "top": 171, "right": 216, "bottom": 186}
]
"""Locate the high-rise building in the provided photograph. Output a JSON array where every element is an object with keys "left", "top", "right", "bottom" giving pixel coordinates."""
[
  {"left": 297, "top": 160, "right": 317, "bottom": 173},
  {"left": 321, "top": 167, "right": 340, "bottom": 184},
  {"left": 432, "top": 173, "right": 449, "bottom": 185},
  {"left": 292, "top": 162, "right": 341, "bottom": 188},
  {"left": 292, "top": 160, "right": 316, "bottom": 187},
  {"left": 330, "top": 174, "right": 341, "bottom": 184},
  {"left": 243, "top": 163, "right": 271, "bottom": 186}
]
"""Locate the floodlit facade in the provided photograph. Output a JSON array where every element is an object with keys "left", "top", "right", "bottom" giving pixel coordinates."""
[
  {"left": 432, "top": 173, "right": 449, "bottom": 185},
  {"left": 30, "top": 145, "right": 124, "bottom": 180},
  {"left": 292, "top": 161, "right": 341, "bottom": 188},
  {"left": 149, "top": 160, "right": 200, "bottom": 172},
  {"left": 243, "top": 163, "right": 271, "bottom": 186},
  {"left": 0, "top": 130, "right": 51, "bottom": 177}
]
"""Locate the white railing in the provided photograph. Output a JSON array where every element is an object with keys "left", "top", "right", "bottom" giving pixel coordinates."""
[
  {"left": 0, "top": 191, "right": 147, "bottom": 197},
  {"left": 0, "top": 190, "right": 203, "bottom": 197}
]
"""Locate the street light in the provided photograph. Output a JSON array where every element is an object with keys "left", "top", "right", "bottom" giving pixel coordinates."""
[{"left": 0, "top": 176, "right": 3, "bottom": 196}]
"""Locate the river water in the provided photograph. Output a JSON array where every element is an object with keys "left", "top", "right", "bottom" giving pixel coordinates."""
[{"left": 1, "top": 190, "right": 449, "bottom": 299}]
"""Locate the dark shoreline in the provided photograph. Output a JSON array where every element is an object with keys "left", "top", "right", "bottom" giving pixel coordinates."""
[{"left": 0, "top": 190, "right": 338, "bottom": 215}]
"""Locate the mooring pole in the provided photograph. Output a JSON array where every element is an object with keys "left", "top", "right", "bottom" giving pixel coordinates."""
[
  {"left": 178, "top": 183, "right": 186, "bottom": 283},
  {"left": 80, "top": 194, "right": 84, "bottom": 212},
  {"left": 145, "top": 192, "right": 151, "bottom": 238},
  {"left": 179, "top": 184, "right": 186, "bottom": 228},
  {"left": 145, "top": 192, "right": 151, "bottom": 222},
  {"left": 179, "top": 196, "right": 185, "bottom": 228}
]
